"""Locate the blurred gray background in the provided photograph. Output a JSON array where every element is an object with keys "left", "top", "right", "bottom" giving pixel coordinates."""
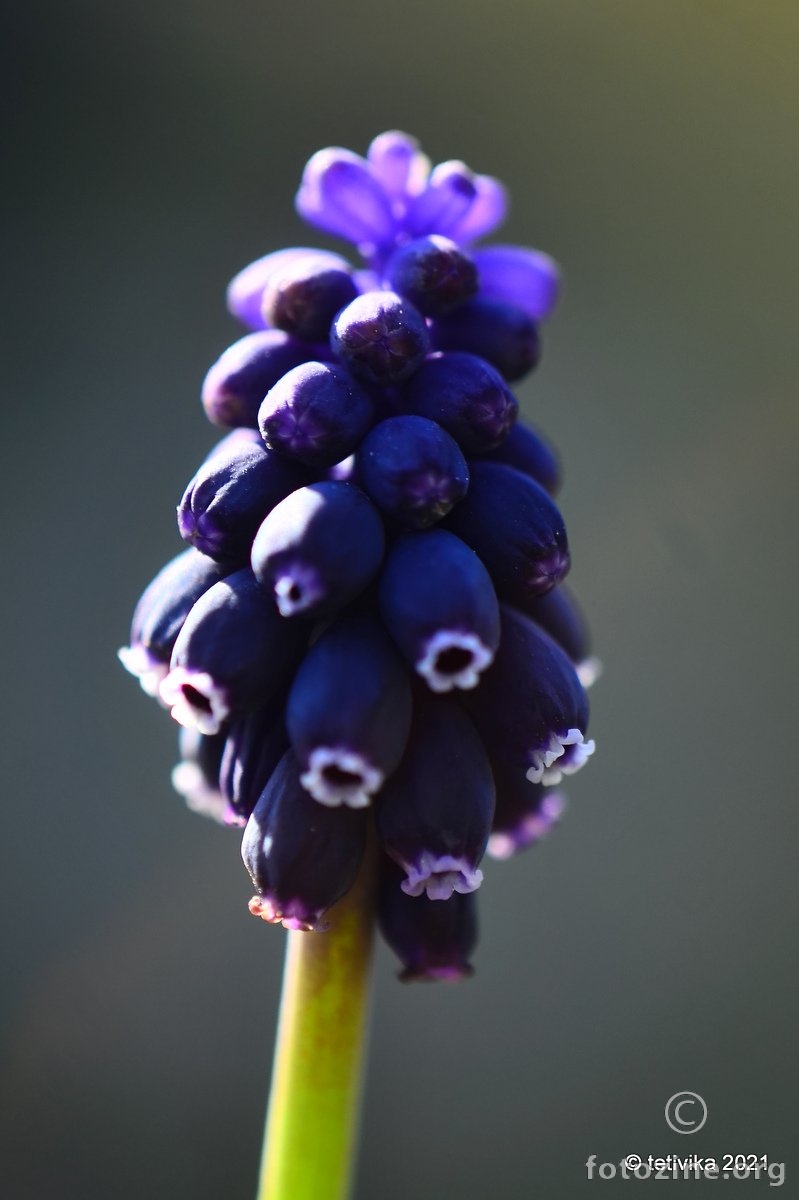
[{"left": 3, "top": 2, "right": 797, "bottom": 1196}]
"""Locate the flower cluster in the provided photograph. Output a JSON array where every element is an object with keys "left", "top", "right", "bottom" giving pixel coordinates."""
[{"left": 120, "top": 132, "right": 597, "bottom": 982}]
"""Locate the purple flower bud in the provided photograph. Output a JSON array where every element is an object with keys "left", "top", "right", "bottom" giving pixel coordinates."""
[
  {"left": 118, "top": 548, "right": 229, "bottom": 696},
  {"left": 219, "top": 699, "right": 288, "bottom": 827},
  {"left": 201, "top": 331, "right": 321, "bottom": 429},
  {"left": 258, "top": 361, "right": 374, "bottom": 468},
  {"left": 161, "top": 568, "right": 307, "bottom": 735},
  {"left": 357, "top": 415, "right": 469, "bottom": 530},
  {"left": 286, "top": 612, "right": 412, "bottom": 808},
  {"left": 430, "top": 297, "right": 541, "bottom": 382},
  {"left": 462, "top": 605, "right": 595, "bottom": 785},
  {"left": 227, "top": 248, "right": 349, "bottom": 330},
  {"left": 444, "top": 461, "right": 569, "bottom": 601},
  {"left": 262, "top": 257, "right": 359, "bottom": 343},
  {"left": 520, "top": 586, "right": 601, "bottom": 687},
  {"left": 251, "top": 481, "right": 385, "bottom": 619},
  {"left": 444, "top": 174, "right": 508, "bottom": 245},
  {"left": 401, "top": 351, "right": 518, "bottom": 454},
  {"left": 242, "top": 749, "right": 367, "bottom": 931},
  {"left": 472, "top": 245, "right": 560, "bottom": 322},
  {"left": 331, "top": 291, "right": 430, "bottom": 385},
  {"left": 171, "top": 727, "right": 229, "bottom": 824},
  {"left": 178, "top": 434, "right": 311, "bottom": 565},
  {"left": 487, "top": 762, "right": 567, "bottom": 860},
  {"left": 378, "top": 857, "right": 477, "bottom": 983},
  {"left": 403, "top": 161, "right": 478, "bottom": 239},
  {"left": 378, "top": 530, "right": 499, "bottom": 692},
  {"left": 477, "top": 419, "right": 562, "bottom": 496},
  {"left": 385, "top": 236, "right": 478, "bottom": 317},
  {"left": 296, "top": 149, "right": 396, "bottom": 247},
  {"left": 375, "top": 696, "right": 494, "bottom": 899},
  {"left": 366, "top": 130, "right": 429, "bottom": 202}
]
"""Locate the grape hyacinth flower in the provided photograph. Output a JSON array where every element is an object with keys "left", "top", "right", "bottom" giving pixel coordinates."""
[{"left": 119, "top": 131, "right": 597, "bottom": 1200}]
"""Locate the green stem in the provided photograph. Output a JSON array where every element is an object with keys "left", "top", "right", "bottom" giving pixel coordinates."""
[{"left": 257, "top": 843, "right": 376, "bottom": 1200}]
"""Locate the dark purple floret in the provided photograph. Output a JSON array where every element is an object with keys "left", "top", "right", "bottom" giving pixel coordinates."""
[
  {"left": 258, "top": 361, "right": 374, "bottom": 469},
  {"left": 519, "top": 586, "right": 601, "bottom": 686},
  {"left": 375, "top": 695, "right": 494, "bottom": 900},
  {"left": 430, "top": 297, "right": 541, "bottom": 382},
  {"left": 161, "top": 568, "right": 307, "bottom": 734},
  {"left": 378, "top": 857, "right": 478, "bottom": 983},
  {"left": 118, "top": 547, "right": 230, "bottom": 696},
  {"left": 201, "top": 331, "right": 323, "bottom": 429},
  {"left": 462, "top": 604, "right": 595, "bottom": 785},
  {"left": 401, "top": 351, "right": 518, "bottom": 454},
  {"left": 219, "top": 699, "right": 289, "bottom": 827},
  {"left": 286, "top": 611, "right": 412, "bottom": 808},
  {"left": 487, "top": 761, "right": 567, "bottom": 861},
  {"left": 227, "top": 247, "right": 351, "bottom": 330},
  {"left": 262, "top": 257, "right": 359, "bottom": 343},
  {"left": 477, "top": 419, "right": 562, "bottom": 496},
  {"left": 172, "top": 726, "right": 228, "bottom": 824},
  {"left": 330, "top": 291, "right": 429, "bottom": 385},
  {"left": 444, "top": 460, "right": 569, "bottom": 601},
  {"left": 357, "top": 415, "right": 469, "bottom": 530},
  {"left": 242, "top": 749, "right": 368, "bottom": 931},
  {"left": 178, "top": 433, "right": 311, "bottom": 565},
  {"left": 471, "top": 245, "right": 560, "bottom": 322},
  {"left": 378, "top": 530, "right": 499, "bottom": 692},
  {"left": 251, "top": 481, "right": 385, "bottom": 619},
  {"left": 385, "top": 236, "right": 478, "bottom": 316}
]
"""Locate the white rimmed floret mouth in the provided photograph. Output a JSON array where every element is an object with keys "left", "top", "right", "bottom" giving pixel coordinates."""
[
  {"left": 117, "top": 644, "right": 169, "bottom": 698},
  {"left": 576, "top": 655, "right": 603, "bottom": 689},
  {"left": 525, "top": 728, "right": 596, "bottom": 786},
  {"left": 247, "top": 894, "right": 326, "bottom": 932},
  {"left": 487, "top": 790, "right": 567, "bottom": 860},
  {"left": 170, "top": 761, "right": 229, "bottom": 825},
  {"left": 400, "top": 852, "right": 484, "bottom": 900},
  {"left": 300, "top": 747, "right": 383, "bottom": 808},
  {"left": 273, "top": 563, "right": 325, "bottom": 617},
  {"left": 415, "top": 630, "right": 494, "bottom": 693},
  {"left": 159, "top": 668, "right": 231, "bottom": 735}
]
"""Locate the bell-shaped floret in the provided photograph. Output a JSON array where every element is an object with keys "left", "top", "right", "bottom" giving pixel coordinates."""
[
  {"left": 401, "top": 351, "right": 517, "bottom": 454},
  {"left": 471, "top": 245, "right": 560, "bottom": 322},
  {"left": 258, "top": 361, "right": 374, "bottom": 469},
  {"left": 242, "top": 749, "right": 367, "bottom": 931},
  {"left": 403, "top": 161, "right": 478, "bottom": 240},
  {"left": 367, "top": 131, "right": 430, "bottom": 204},
  {"left": 118, "top": 548, "right": 229, "bottom": 696},
  {"left": 378, "top": 857, "right": 478, "bottom": 982},
  {"left": 430, "top": 297, "right": 540, "bottom": 382},
  {"left": 178, "top": 434, "right": 310, "bottom": 565},
  {"left": 462, "top": 605, "right": 595, "bottom": 786},
  {"left": 286, "top": 612, "right": 412, "bottom": 808},
  {"left": 357, "top": 415, "right": 469, "bottom": 530},
  {"left": 375, "top": 695, "right": 494, "bottom": 900},
  {"left": 218, "top": 700, "right": 289, "bottom": 828},
  {"left": 378, "top": 530, "right": 499, "bottom": 692},
  {"left": 160, "top": 568, "right": 306, "bottom": 734},
  {"left": 331, "top": 291, "right": 430, "bottom": 386},
  {"left": 261, "top": 256, "right": 359, "bottom": 344},
  {"left": 251, "top": 481, "right": 385, "bottom": 619},
  {"left": 385, "top": 236, "right": 478, "bottom": 317},
  {"left": 517, "top": 586, "right": 601, "bottom": 687},
  {"left": 487, "top": 760, "right": 567, "bottom": 860},
  {"left": 201, "top": 331, "right": 323, "bottom": 429},
  {"left": 476, "top": 419, "right": 561, "bottom": 496},
  {"left": 444, "top": 461, "right": 569, "bottom": 601},
  {"left": 227, "top": 248, "right": 350, "bottom": 330}
]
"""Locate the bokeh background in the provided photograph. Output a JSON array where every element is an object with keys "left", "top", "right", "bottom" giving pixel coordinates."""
[{"left": 3, "top": 2, "right": 797, "bottom": 1196}]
